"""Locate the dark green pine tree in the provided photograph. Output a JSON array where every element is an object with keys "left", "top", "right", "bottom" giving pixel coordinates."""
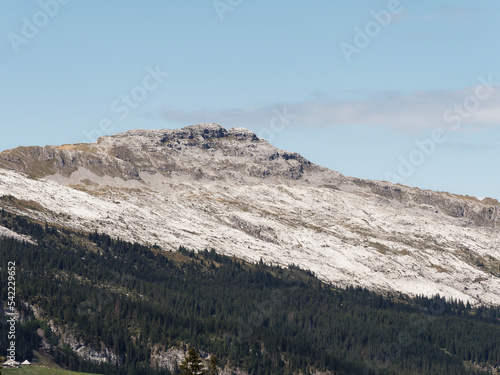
[
  {"left": 208, "top": 355, "right": 218, "bottom": 375},
  {"left": 180, "top": 347, "right": 205, "bottom": 375}
]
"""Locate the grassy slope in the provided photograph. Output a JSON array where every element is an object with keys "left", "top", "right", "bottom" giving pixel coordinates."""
[{"left": 2, "top": 351, "right": 97, "bottom": 375}]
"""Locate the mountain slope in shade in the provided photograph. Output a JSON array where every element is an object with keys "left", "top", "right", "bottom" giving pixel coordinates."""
[{"left": 1, "top": 123, "right": 499, "bottom": 305}]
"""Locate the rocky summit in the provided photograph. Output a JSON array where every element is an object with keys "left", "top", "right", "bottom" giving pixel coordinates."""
[{"left": 1, "top": 123, "right": 500, "bottom": 305}]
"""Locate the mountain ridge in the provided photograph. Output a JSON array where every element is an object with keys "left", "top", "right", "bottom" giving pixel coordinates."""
[{"left": 1, "top": 123, "right": 499, "bottom": 305}]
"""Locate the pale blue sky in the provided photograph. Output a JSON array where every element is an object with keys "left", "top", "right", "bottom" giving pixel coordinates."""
[{"left": 1, "top": 1, "right": 499, "bottom": 198}]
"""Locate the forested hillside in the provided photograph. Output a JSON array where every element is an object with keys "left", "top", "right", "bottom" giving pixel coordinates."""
[{"left": 1, "top": 209, "right": 500, "bottom": 375}]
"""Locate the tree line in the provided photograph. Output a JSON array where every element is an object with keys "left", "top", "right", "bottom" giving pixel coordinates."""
[{"left": 0, "top": 208, "right": 500, "bottom": 374}]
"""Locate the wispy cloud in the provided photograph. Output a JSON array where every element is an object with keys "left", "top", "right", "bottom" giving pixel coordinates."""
[
  {"left": 405, "top": 5, "right": 476, "bottom": 22},
  {"left": 158, "top": 84, "right": 500, "bottom": 133},
  {"left": 441, "top": 142, "right": 499, "bottom": 151},
  {"left": 402, "top": 31, "right": 434, "bottom": 39}
]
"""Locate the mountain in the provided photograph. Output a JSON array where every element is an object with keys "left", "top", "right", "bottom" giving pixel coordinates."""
[
  {"left": 1, "top": 123, "right": 499, "bottom": 305},
  {"left": 3, "top": 212, "right": 500, "bottom": 375}
]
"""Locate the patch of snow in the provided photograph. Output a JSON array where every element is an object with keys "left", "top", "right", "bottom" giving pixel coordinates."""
[{"left": 0, "top": 224, "right": 36, "bottom": 245}]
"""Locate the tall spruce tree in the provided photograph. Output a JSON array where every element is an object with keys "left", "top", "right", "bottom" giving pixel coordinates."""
[
  {"left": 180, "top": 347, "right": 205, "bottom": 375},
  {"left": 208, "top": 355, "right": 218, "bottom": 375}
]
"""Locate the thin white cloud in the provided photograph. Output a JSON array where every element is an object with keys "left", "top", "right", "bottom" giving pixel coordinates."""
[
  {"left": 159, "top": 84, "right": 500, "bottom": 133},
  {"left": 404, "top": 4, "right": 476, "bottom": 22},
  {"left": 402, "top": 32, "right": 434, "bottom": 39},
  {"left": 441, "top": 142, "right": 498, "bottom": 151}
]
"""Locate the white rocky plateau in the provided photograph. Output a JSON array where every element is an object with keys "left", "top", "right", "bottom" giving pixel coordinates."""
[{"left": 0, "top": 123, "right": 499, "bottom": 305}]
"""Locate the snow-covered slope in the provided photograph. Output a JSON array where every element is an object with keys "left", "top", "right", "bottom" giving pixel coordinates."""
[
  {"left": 1, "top": 124, "right": 499, "bottom": 305},
  {"left": 0, "top": 222, "right": 36, "bottom": 245}
]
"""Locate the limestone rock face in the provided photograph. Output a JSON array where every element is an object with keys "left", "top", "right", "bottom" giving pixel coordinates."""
[
  {"left": 0, "top": 123, "right": 499, "bottom": 305},
  {"left": 0, "top": 123, "right": 322, "bottom": 183}
]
